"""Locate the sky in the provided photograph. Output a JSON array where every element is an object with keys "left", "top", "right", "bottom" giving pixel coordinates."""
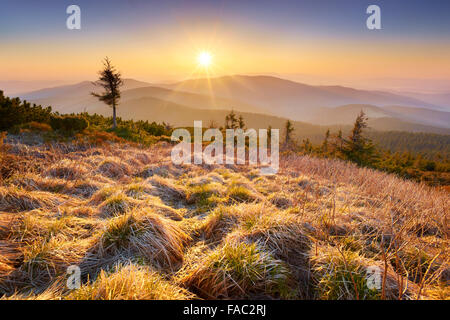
[{"left": 0, "top": 0, "right": 449, "bottom": 91}]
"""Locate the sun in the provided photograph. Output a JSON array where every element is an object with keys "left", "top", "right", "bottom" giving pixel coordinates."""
[{"left": 197, "top": 51, "right": 212, "bottom": 68}]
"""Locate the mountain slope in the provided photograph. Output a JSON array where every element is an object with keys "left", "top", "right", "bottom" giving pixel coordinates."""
[
  {"left": 162, "top": 75, "right": 441, "bottom": 119},
  {"left": 383, "top": 106, "right": 450, "bottom": 128},
  {"left": 307, "top": 104, "right": 450, "bottom": 129},
  {"left": 20, "top": 79, "right": 152, "bottom": 100},
  {"left": 16, "top": 75, "right": 449, "bottom": 132},
  {"left": 100, "top": 97, "right": 450, "bottom": 137},
  {"left": 20, "top": 82, "right": 264, "bottom": 115},
  {"left": 395, "top": 91, "right": 450, "bottom": 110}
]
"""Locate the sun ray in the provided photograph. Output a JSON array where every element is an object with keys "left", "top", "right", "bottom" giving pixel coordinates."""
[{"left": 197, "top": 51, "right": 212, "bottom": 68}]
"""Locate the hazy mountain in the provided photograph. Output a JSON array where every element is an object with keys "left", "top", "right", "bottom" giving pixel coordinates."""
[
  {"left": 307, "top": 104, "right": 450, "bottom": 129},
  {"left": 119, "top": 86, "right": 262, "bottom": 113},
  {"left": 22, "top": 84, "right": 263, "bottom": 116},
  {"left": 20, "top": 79, "right": 152, "bottom": 101},
  {"left": 161, "top": 75, "right": 441, "bottom": 119},
  {"left": 15, "top": 75, "right": 449, "bottom": 134},
  {"left": 89, "top": 97, "right": 449, "bottom": 136},
  {"left": 0, "top": 80, "right": 70, "bottom": 96},
  {"left": 382, "top": 106, "right": 450, "bottom": 128},
  {"left": 367, "top": 118, "right": 449, "bottom": 135},
  {"left": 395, "top": 92, "right": 450, "bottom": 111}
]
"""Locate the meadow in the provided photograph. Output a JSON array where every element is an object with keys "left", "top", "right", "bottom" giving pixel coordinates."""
[{"left": 0, "top": 129, "right": 448, "bottom": 300}]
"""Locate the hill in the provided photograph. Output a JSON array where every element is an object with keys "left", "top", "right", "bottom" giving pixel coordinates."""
[
  {"left": 163, "top": 75, "right": 443, "bottom": 117},
  {"left": 0, "top": 134, "right": 447, "bottom": 300},
  {"left": 308, "top": 104, "right": 450, "bottom": 129},
  {"left": 17, "top": 75, "right": 449, "bottom": 133}
]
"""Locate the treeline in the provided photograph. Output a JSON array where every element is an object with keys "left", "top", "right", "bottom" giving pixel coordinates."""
[
  {"left": 219, "top": 110, "right": 449, "bottom": 186},
  {"left": 0, "top": 90, "right": 172, "bottom": 145},
  {"left": 366, "top": 131, "right": 450, "bottom": 161},
  {"left": 0, "top": 91, "right": 53, "bottom": 130},
  {"left": 282, "top": 113, "right": 450, "bottom": 186}
]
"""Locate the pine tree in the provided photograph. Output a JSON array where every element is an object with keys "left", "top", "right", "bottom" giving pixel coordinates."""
[
  {"left": 337, "top": 129, "right": 344, "bottom": 152},
  {"left": 238, "top": 115, "right": 245, "bottom": 129},
  {"left": 302, "top": 138, "right": 313, "bottom": 153},
  {"left": 321, "top": 129, "right": 330, "bottom": 155},
  {"left": 91, "top": 57, "right": 124, "bottom": 129},
  {"left": 225, "top": 110, "right": 239, "bottom": 129},
  {"left": 343, "top": 111, "right": 375, "bottom": 165},
  {"left": 284, "top": 120, "right": 294, "bottom": 146}
]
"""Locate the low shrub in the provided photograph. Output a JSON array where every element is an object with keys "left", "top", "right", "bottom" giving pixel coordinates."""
[{"left": 50, "top": 116, "right": 88, "bottom": 134}]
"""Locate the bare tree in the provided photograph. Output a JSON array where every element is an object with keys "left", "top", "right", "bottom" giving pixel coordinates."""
[{"left": 91, "top": 57, "right": 123, "bottom": 129}]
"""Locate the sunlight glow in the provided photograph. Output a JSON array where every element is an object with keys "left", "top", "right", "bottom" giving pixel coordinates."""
[{"left": 197, "top": 51, "right": 212, "bottom": 68}]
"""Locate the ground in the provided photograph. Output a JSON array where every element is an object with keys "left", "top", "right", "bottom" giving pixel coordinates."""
[{"left": 0, "top": 133, "right": 448, "bottom": 300}]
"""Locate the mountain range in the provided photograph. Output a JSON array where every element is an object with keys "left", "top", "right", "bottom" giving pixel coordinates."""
[{"left": 16, "top": 75, "right": 450, "bottom": 135}]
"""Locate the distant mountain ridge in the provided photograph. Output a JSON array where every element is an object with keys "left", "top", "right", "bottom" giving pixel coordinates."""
[
  {"left": 20, "top": 79, "right": 152, "bottom": 100},
  {"left": 14, "top": 74, "right": 450, "bottom": 134},
  {"left": 162, "top": 75, "right": 445, "bottom": 114}
]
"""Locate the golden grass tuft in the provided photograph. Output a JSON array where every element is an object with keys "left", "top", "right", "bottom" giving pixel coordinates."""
[
  {"left": 99, "top": 193, "right": 135, "bottom": 217},
  {"left": 311, "top": 245, "right": 402, "bottom": 300},
  {"left": 200, "top": 204, "right": 244, "bottom": 242},
  {"left": 45, "top": 159, "right": 89, "bottom": 180},
  {"left": 0, "top": 186, "right": 65, "bottom": 212},
  {"left": 148, "top": 176, "right": 186, "bottom": 203},
  {"left": 226, "top": 211, "right": 310, "bottom": 266},
  {"left": 227, "top": 181, "right": 261, "bottom": 203},
  {"left": 143, "top": 196, "right": 184, "bottom": 221},
  {"left": 14, "top": 237, "right": 92, "bottom": 289},
  {"left": 97, "top": 157, "right": 131, "bottom": 178},
  {"left": 177, "top": 242, "right": 294, "bottom": 299},
  {"left": 97, "top": 210, "right": 190, "bottom": 269},
  {"left": 66, "top": 263, "right": 195, "bottom": 300}
]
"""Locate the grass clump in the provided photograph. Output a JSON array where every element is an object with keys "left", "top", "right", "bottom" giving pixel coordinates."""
[
  {"left": 125, "top": 183, "right": 146, "bottom": 199},
  {"left": 227, "top": 185, "right": 256, "bottom": 203},
  {"left": 19, "top": 237, "right": 88, "bottom": 288},
  {"left": 0, "top": 186, "right": 63, "bottom": 212},
  {"left": 99, "top": 193, "right": 134, "bottom": 216},
  {"left": 148, "top": 176, "right": 186, "bottom": 203},
  {"left": 392, "top": 247, "right": 442, "bottom": 284},
  {"left": 97, "top": 210, "right": 190, "bottom": 269},
  {"left": 46, "top": 159, "right": 88, "bottom": 180},
  {"left": 200, "top": 204, "right": 254, "bottom": 242},
  {"left": 311, "top": 246, "right": 384, "bottom": 300},
  {"left": 178, "top": 242, "right": 294, "bottom": 299},
  {"left": 66, "top": 263, "right": 195, "bottom": 300},
  {"left": 143, "top": 196, "right": 184, "bottom": 221},
  {"left": 97, "top": 157, "right": 131, "bottom": 178},
  {"left": 186, "top": 183, "right": 225, "bottom": 211},
  {"left": 90, "top": 186, "right": 119, "bottom": 203}
]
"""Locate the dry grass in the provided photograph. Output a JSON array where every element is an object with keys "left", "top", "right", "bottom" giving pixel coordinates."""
[
  {"left": 96, "top": 209, "right": 190, "bottom": 270},
  {"left": 177, "top": 242, "right": 294, "bottom": 299},
  {"left": 45, "top": 159, "right": 89, "bottom": 180},
  {"left": 67, "top": 263, "right": 195, "bottom": 300},
  {"left": 97, "top": 157, "right": 131, "bottom": 178},
  {"left": 0, "top": 135, "right": 448, "bottom": 300},
  {"left": 0, "top": 186, "right": 66, "bottom": 212}
]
